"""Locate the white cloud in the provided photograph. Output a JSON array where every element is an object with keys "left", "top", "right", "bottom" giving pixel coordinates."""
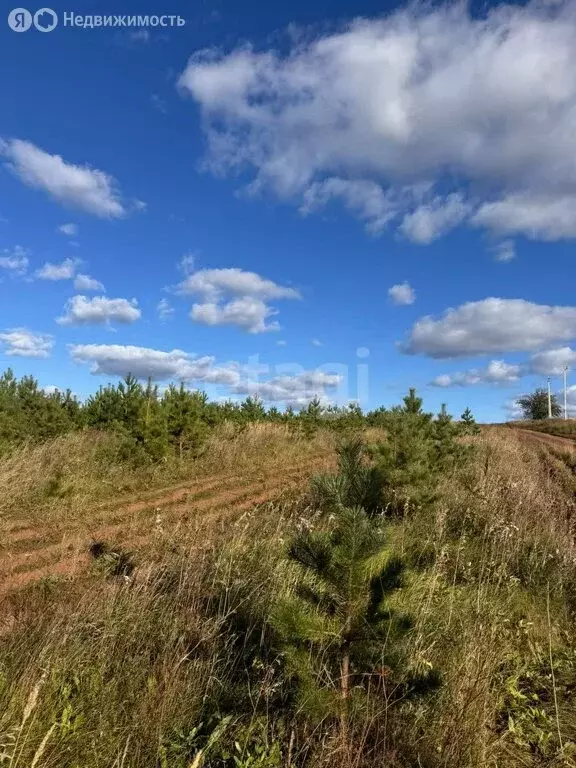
[
  {"left": 128, "top": 30, "right": 150, "bottom": 43},
  {"left": 566, "top": 385, "right": 576, "bottom": 413},
  {"left": 58, "top": 223, "right": 78, "bottom": 236},
  {"left": 399, "top": 195, "right": 470, "bottom": 244},
  {"left": 179, "top": 1, "right": 576, "bottom": 243},
  {"left": 35, "top": 257, "right": 80, "bottom": 281},
  {"left": 504, "top": 398, "right": 525, "bottom": 421},
  {"left": 151, "top": 94, "right": 168, "bottom": 114},
  {"left": 157, "top": 298, "right": 174, "bottom": 320},
  {"left": 431, "top": 360, "right": 522, "bottom": 387},
  {"left": 491, "top": 240, "right": 516, "bottom": 263},
  {"left": 1, "top": 139, "right": 135, "bottom": 218},
  {"left": 388, "top": 281, "right": 415, "bottom": 306},
  {"left": 434, "top": 346, "right": 576, "bottom": 386},
  {"left": 179, "top": 252, "right": 196, "bottom": 275},
  {"left": 74, "top": 273, "right": 105, "bottom": 292},
  {"left": 70, "top": 344, "right": 240, "bottom": 384},
  {"left": 0, "top": 328, "right": 53, "bottom": 358},
  {"left": 68, "top": 342, "right": 342, "bottom": 407},
  {"left": 178, "top": 267, "right": 300, "bottom": 301},
  {"left": 57, "top": 296, "right": 141, "bottom": 326},
  {"left": 0, "top": 245, "right": 29, "bottom": 276},
  {"left": 233, "top": 370, "right": 342, "bottom": 407},
  {"left": 472, "top": 194, "right": 576, "bottom": 241},
  {"left": 191, "top": 296, "right": 280, "bottom": 333},
  {"left": 529, "top": 347, "right": 576, "bottom": 376},
  {"left": 311, "top": 338, "right": 323, "bottom": 347},
  {"left": 301, "top": 178, "right": 399, "bottom": 234},
  {"left": 277, "top": 340, "right": 287, "bottom": 346},
  {"left": 402, "top": 298, "right": 576, "bottom": 358},
  {"left": 178, "top": 267, "right": 300, "bottom": 333}
]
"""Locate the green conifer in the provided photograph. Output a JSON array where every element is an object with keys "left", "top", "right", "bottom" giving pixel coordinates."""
[
  {"left": 460, "top": 407, "right": 481, "bottom": 435},
  {"left": 163, "top": 383, "right": 209, "bottom": 459},
  {"left": 273, "top": 504, "right": 439, "bottom": 745},
  {"left": 299, "top": 396, "right": 323, "bottom": 439}
]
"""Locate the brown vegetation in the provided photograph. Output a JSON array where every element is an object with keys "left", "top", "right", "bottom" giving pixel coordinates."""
[{"left": 2, "top": 425, "right": 576, "bottom": 766}]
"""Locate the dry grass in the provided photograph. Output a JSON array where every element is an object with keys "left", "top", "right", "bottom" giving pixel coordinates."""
[
  {"left": 0, "top": 423, "right": 336, "bottom": 528},
  {"left": 0, "top": 499, "right": 303, "bottom": 768},
  {"left": 0, "top": 423, "right": 337, "bottom": 601},
  {"left": 510, "top": 419, "right": 576, "bottom": 441},
  {"left": 389, "top": 428, "right": 576, "bottom": 767},
  {"left": 1, "top": 427, "right": 576, "bottom": 767}
]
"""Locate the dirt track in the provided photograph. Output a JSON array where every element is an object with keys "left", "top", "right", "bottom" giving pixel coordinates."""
[
  {"left": 513, "top": 428, "right": 576, "bottom": 451},
  {"left": 8, "top": 428, "right": 569, "bottom": 598},
  {"left": 0, "top": 459, "right": 325, "bottom": 598}
]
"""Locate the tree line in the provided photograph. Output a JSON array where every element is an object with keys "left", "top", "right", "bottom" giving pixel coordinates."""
[{"left": 0, "top": 368, "right": 480, "bottom": 461}]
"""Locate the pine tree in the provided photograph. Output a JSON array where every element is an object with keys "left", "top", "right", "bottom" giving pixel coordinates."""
[
  {"left": 163, "top": 384, "right": 209, "bottom": 459},
  {"left": 310, "top": 438, "right": 384, "bottom": 515},
  {"left": 84, "top": 384, "right": 124, "bottom": 429},
  {"left": 366, "top": 405, "right": 388, "bottom": 427},
  {"left": 403, "top": 387, "right": 423, "bottom": 414},
  {"left": 118, "top": 374, "right": 145, "bottom": 436},
  {"left": 370, "top": 395, "right": 436, "bottom": 512},
  {"left": 460, "top": 407, "right": 480, "bottom": 435},
  {"left": 140, "top": 379, "right": 169, "bottom": 461},
  {"left": 273, "top": 504, "right": 439, "bottom": 746},
  {"left": 267, "top": 405, "right": 281, "bottom": 422},
  {"left": 240, "top": 395, "right": 267, "bottom": 422},
  {"left": 84, "top": 375, "right": 170, "bottom": 461},
  {"left": 0, "top": 370, "right": 80, "bottom": 452},
  {"left": 300, "top": 396, "right": 323, "bottom": 439},
  {"left": 433, "top": 403, "right": 466, "bottom": 473},
  {"left": 369, "top": 391, "right": 473, "bottom": 512}
]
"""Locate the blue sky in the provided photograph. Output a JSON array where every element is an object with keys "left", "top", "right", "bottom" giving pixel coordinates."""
[{"left": 2, "top": 0, "right": 576, "bottom": 420}]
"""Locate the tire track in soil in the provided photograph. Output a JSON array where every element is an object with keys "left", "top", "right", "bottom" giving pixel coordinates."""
[
  {"left": 1, "top": 461, "right": 311, "bottom": 546},
  {"left": 0, "top": 481, "right": 297, "bottom": 596},
  {"left": 0, "top": 462, "right": 321, "bottom": 596},
  {"left": 122, "top": 476, "right": 305, "bottom": 552},
  {"left": 2, "top": 469, "right": 255, "bottom": 548},
  {"left": 0, "top": 461, "right": 311, "bottom": 569},
  {"left": 0, "top": 473, "right": 245, "bottom": 563}
]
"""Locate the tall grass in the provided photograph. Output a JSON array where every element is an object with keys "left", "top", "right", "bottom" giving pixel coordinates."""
[
  {"left": 1, "top": 428, "right": 576, "bottom": 766},
  {"left": 0, "top": 423, "right": 336, "bottom": 528},
  {"left": 510, "top": 419, "right": 576, "bottom": 441}
]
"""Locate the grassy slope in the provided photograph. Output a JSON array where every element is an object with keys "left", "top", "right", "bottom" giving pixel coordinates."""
[
  {"left": 508, "top": 419, "right": 576, "bottom": 441},
  {"left": 1, "top": 427, "right": 576, "bottom": 767}
]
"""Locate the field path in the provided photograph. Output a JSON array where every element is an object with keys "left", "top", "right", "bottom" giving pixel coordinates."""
[
  {"left": 0, "top": 457, "right": 330, "bottom": 598},
  {"left": 513, "top": 427, "right": 576, "bottom": 451}
]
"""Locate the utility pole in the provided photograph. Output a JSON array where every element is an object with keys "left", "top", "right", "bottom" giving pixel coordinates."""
[
  {"left": 547, "top": 377, "right": 553, "bottom": 418},
  {"left": 564, "top": 366, "right": 569, "bottom": 420}
]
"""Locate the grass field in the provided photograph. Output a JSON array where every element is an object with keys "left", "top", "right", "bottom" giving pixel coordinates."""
[
  {"left": 0, "top": 424, "right": 337, "bottom": 595},
  {"left": 508, "top": 419, "right": 576, "bottom": 441},
  {"left": 1, "top": 425, "right": 576, "bottom": 767}
]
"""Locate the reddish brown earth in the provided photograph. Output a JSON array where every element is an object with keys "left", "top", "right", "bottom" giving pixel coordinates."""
[{"left": 0, "top": 459, "right": 327, "bottom": 598}]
